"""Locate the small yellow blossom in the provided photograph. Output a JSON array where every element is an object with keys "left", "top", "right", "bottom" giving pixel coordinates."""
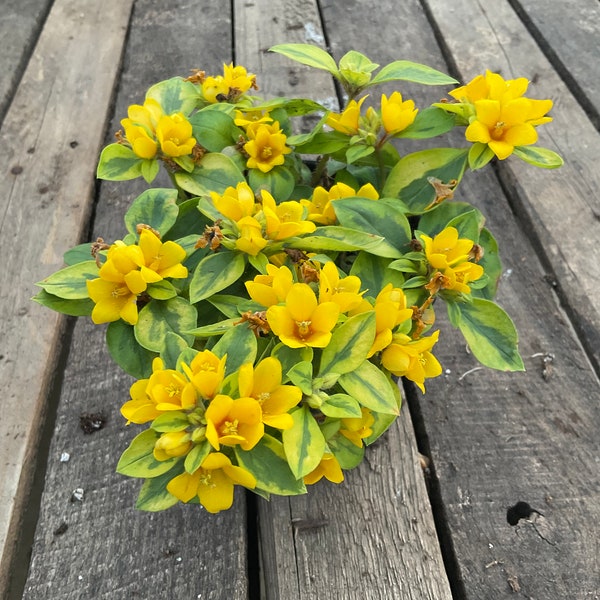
[
  {"left": 420, "top": 227, "right": 475, "bottom": 270},
  {"left": 205, "top": 394, "right": 263, "bottom": 451},
  {"left": 244, "top": 122, "right": 292, "bottom": 173},
  {"left": 301, "top": 182, "right": 379, "bottom": 225},
  {"left": 381, "top": 330, "right": 442, "bottom": 392},
  {"left": 182, "top": 349, "right": 227, "bottom": 400},
  {"left": 380, "top": 92, "right": 418, "bottom": 135},
  {"left": 138, "top": 229, "right": 188, "bottom": 280},
  {"left": 167, "top": 452, "right": 256, "bottom": 513},
  {"left": 261, "top": 191, "right": 316, "bottom": 241},
  {"left": 153, "top": 430, "right": 192, "bottom": 461},
  {"left": 235, "top": 216, "right": 268, "bottom": 256},
  {"left": 245, "top": 264, "right": 294, "bottom": 308},
  {"left": 318, "top": 261, "right": 364, "bottom": 313},
  {"left": 234, "top": 109, "right": 272, "bottom": 129},
  {"left": 326, "top": 96, "right": 366, "bottom": 135},
  {"left": 156, "top": 113, "right": 196, "bottom": 157},
  {"left": 238, "top": 358, "right": 302, "bottom": 429},
  {"left": 121, "top": 357, "right": 198, "bottom": 424},
  {"left": 340, "top": 408, "right": 375, "bottom": 447},
  {"left": 211, "top": 182, "right": 259, "bottom": 222},
  {"left": 120, "top": 99, "right": 163, "bottom": 159},
  {"left": 266, "top": 283, "right": 340, "bottom": 348},
  {"left": 303, "top": 452, "right": 344, "bottom": 485}
]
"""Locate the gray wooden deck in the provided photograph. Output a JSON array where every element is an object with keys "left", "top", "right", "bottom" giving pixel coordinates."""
[{"left": 1, "top": 0, "right": 599, "bottom": 598}]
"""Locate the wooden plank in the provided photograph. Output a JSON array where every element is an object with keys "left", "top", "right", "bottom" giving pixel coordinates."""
[
  {"left": 236, "top": 1, "right": 453, "bottom": 597},
  {"left": 22, "top": 1, "right": 251, "bottom": 599},
  {"left": 425, "top": 0, "right": 600, "bottom": 371},
  {"left": 0, "top": 0, "right": 54, "bottom": 123},
  {"left": 0, "top": 0, "right": 135, "bottom": 595},
  {"left": 507, "top": 0, "right": 600, "bottom": 127},
  {"left": 406, "top": 0, "right": 600, "bottom": 596}
]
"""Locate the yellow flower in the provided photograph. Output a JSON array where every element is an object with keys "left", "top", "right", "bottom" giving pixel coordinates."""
[
  {"left": 120, "top": 99, "right": 163, "bottom": 159},
  {"left": 205, "top": 394, "right": 263, "bottom": 451},
  {"left": 318, "top": 261, "right": 364, "bottom": 313},
  {"left": 340, "top": 408, "right": 375, "bottom": 447},
  {"left": 153, "top": 430, "right": 192, "bottom": 461},
  {"left": 261, "top": 191, "right": 316, "bottom": 241},
  {"left": 301, "top": 182, "right": 379, "bottom": 225},
  {"left": 381, "top": 331, "right": 442, "bottom": 392},
  {"left": 167, "top": 452, "right": 256, "bottom": 513},
  {"left": 245, "top": 264, "right": 294, "bottom": 307},
  {"left": 223, "top": 63, "right": 257, "bottom": 94},
  {"left": 238, "top": 358, "right": 302, "bottom": 429},
  {"left": 420, "top": 227, "right": 474, "bottom": 270},
  {"left": 266, "top": 283, "right": 340, "bottom": 349},
  {"left": 211, "top": 182, "right": 259, "bottom": 222},
  {"left": 121, "top": 357, "right": 198, "bottom": 424},
  {"left": 380, "top": 92, "right": 418, "bottom": 135},
  {"left": 326, "top": 96, "right": 366, "bottom": 135},
  {"left": 235, "top": 216, "right": 268, "bottom": 256},
  {"left": 303, "top": 452, "right": 344, "bottom": 485},
  {"left": 182, "top": 349, "right": 227, "bottom": 400},
  {"left": 156, "top": 113, "right": 196, "bottom": 157},
  {"left": 234, "top": 109, "right": 272, "bottom": 129},
  {"left": 201, "top": 63, "right": 255, "bottom": 104},
  {"left": 201, "top": 75, "right": 229, "bottom": 104},
  {"left": 244, "top": 122, "right": 291, "bottom": 173},
  {"left": 368, "top": 284, "right": 414, "bottom": 356},
  {"left": 138, "top": 229, "right": 188, "bottom": 280},
  {"left": 427, "top": 263, "right": 485, "bottom": 295}
]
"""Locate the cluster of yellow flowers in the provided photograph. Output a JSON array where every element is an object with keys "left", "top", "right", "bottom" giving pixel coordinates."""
[{"left": 86, "top": 229, "right": 188, "bottom": 325}]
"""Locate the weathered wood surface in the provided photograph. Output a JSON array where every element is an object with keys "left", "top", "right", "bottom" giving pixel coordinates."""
[
  {"left": 5, "top": 0, "right": 599, "bottom": 598},
  {"left": 0, "top": 0, "right": 134, "bottom": 595},
  {"left": 415, "top": 0, "right": 600, "bottom": 597},
  {"left": 0, "top": 0, "right": 54, "bottom": 123},
  {"left": 21, "top": 1, "right": 250, "bottom": 600},
  {"left": 508, "top": 0, "right": 600, "bottom": 127}
]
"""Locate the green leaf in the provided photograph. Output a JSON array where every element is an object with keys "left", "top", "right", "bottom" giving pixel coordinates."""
[
  {"left": 211, "top": 324, "right": 257, "bottom": 376},
  {"left": 151, "top": 411, "right": 189, "bottom": 432},
  {"left": 350, "top": 253, "right": 405, "bottom": 294},
  {"left": 63, "top": 243, "right": 94, "bottom": 266},
  {"left": 189, "top": 252, "right": 246, "bottom": 303},
  {"left": 208, "top": 295, "right": 255, "bottom": 319},
  {"left": 187, "top": 318, "right": 240, "bottom": 338},
  {"left": 318, "top": 312, "right": 376, "bottom": 377},
  {"left": 106, "top": 320, "right": 157, "bottom": 379},
  {"left": 287, "top": 226, "right": 401, "bottom": 258},
  {"left": 140, "top": 159, "right": 160, "bottom": 184},
  {"left": 96, "top": 143, "right": 143, "bottom": 181},
  {"left": 124, "top": 188, "right": 179, "bottom": 237},
  {"left": 146, "top": 280, "right": 178, "bottom": 300},
  {"left": 36, "top": 260, "right": 99, "bottom": 299},
  {"left": 328, "top": 434, "right": 364, "bottom": 469},
  {"left": 236, "top": 435, "right": 306, "bottom": 495},
  {"left": 135, "top": 463, "right": 183, "bottom": 511},
  {"left": 117, "top": 429, "right": 180, "bottom": 478},
  {"left": 189, "top": 107, "right": 240, "bottom": 152},
  {"left": 395, "top": 107, "right": 456, "bottom": 139},
  {"left": 160, "top": 331, "right": 191, "bottom": 369},
  {"left": 346, "top": 144, "right": 375, "bottom": 165},
  {"left": 473, "top": 228, "right": 501, "bottom": 300},
  {"left": 146, "top": 77, "right": 199, "bottom": 115},
  {"left": 447, "top": 298, "right": 524, "bottom": 371},
  {"left": 291, "top": 130, "right": 348, "bottom": 154},
  {"left": 468, "top": 142, "right": 495, "bottom": 170},
  {"left": 135, "top": 297, "right": 198, "bottom": 353},
  {"left": 333, "top": 198, "right": 412, "bottom": 251},
  {"left": 269, "top": 43, "right": 339, "bottom": 75},
  {"left": 164, "top": 198, "right": 210, "bottom": 241},
  {"left": 338, "top": 361, "right": 400, "bottom": 415},
  {"left": 282, "top": 405, "right": 326, "bottom": 479},
  {"left": 370, "top": 60, "right": 458, "bottom": 86},
  {"left": 249, "top": 165, "right": 295, "bottom": 201},
  {"left": 272, "top": 344, "right": 314, "bottom": 382},
  {"left": 320, "top": 394, "right": 362, "bottom": 418},
  {"left": 513, "top": 145, "right": 564, "bottom": 169},
  {"left": 184, "top": 442, "right": 212, "bottom": 475},
  {"left": 418, "top": 201, "right": 483, "bottom": 237},
  {"left": 32, "top": 290, "right": 94, "bottom": 317},
  {"left": 287, "top": 361, "right": 313, "bottom": 395},
  {"left": 364, "top": 411, "right": 398, "bottom": 445},
  {"left": 383, "top": 148, "right": 468, "bottom": 213},
  {"left": 175, "top": 153, "right": 245, "bottom": 196}
]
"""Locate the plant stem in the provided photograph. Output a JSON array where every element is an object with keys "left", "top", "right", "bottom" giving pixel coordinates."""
[{"left": 310, "top": 155, "right": 330, "bottom": 187}]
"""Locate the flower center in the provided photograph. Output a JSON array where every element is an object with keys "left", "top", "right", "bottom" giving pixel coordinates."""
[
  {"left": 491, "top": 121, "right": 506, "bottom": 140},
  {"left": 165, "top": 384, "right": 181, "bottom": 398},
  {"left": 111, "top": 285, "right": 130, "bottom": 298},
  {"left": 296, "top": 320, "right": 312, "bottom": 337},
  {"left": 260, "top": 146, "right": 273, "bottom": 159},
  {"left": 222, "top": 419, "right": 239, "bottom": 435},
  {"left": 257, "top": 392, "right": 271, "bottom": 404},
  {"left": 199, "top": 469, "right": 216, "bottom": 488}
]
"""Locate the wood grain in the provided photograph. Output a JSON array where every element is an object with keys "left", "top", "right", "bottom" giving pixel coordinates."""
[
  {"left": 0, "top": 0, "right": 134, "bottom": 594},
  {"left": 22, "top": 1, "right": 250, "bottom": 599}
]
